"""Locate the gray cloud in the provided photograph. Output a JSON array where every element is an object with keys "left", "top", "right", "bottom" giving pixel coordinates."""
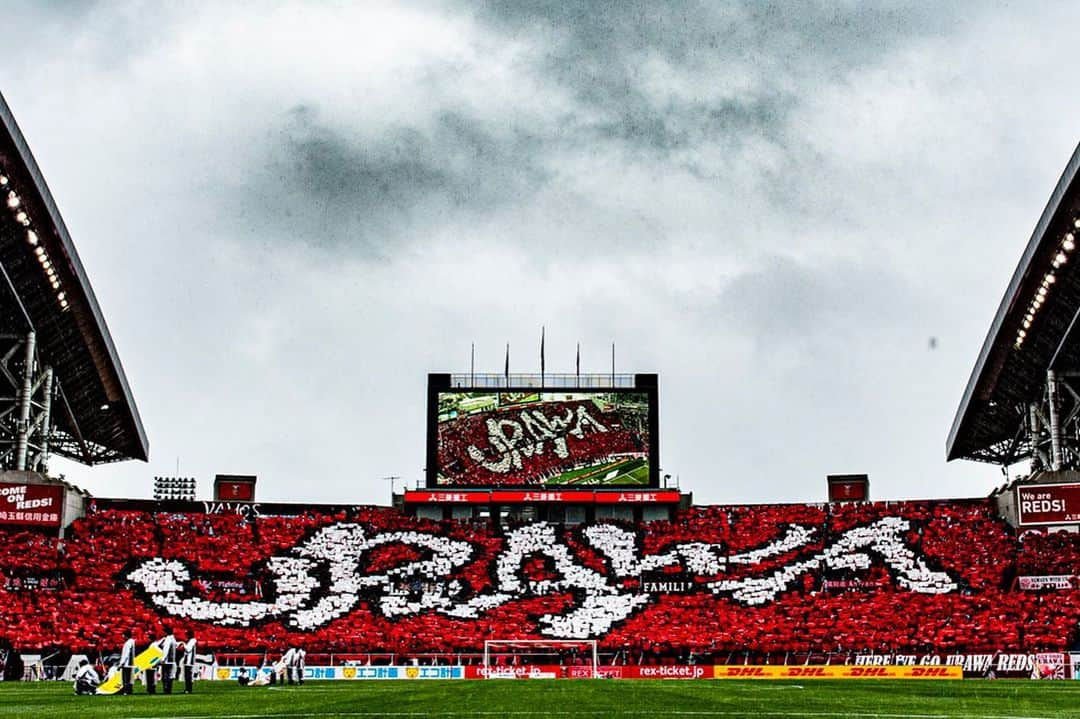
[
  {"left": 230, "top": 105, "right": 549, "bottom": 256},
  {"left": 475, "top": 1, "right": 966, "bottom": 152},
  {"left": 1, "top": 0, "right": 1074, "bottom": 506},
  {"left": 714, "top": 256, "right": 917, "bottom": 347},
  {"left": 215, "top": 1, "right": 978, "bottom": 259}
]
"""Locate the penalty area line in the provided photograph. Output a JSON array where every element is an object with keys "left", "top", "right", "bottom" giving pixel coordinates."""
[{"left": 128, "top": 708, "right": 1062, "bottom": 712}]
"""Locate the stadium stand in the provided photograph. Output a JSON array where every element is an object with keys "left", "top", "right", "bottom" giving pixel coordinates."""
[
  {"left": 0, "top": 500, "right": 1076, "bottom": 665},
  {"left": 1017, "top": 530, "right": 1080, "bottom": 577}
]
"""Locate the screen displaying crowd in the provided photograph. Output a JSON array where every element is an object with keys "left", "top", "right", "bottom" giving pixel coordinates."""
[{"left": 435, "top": 392, "right": 652, "bottom": 487}]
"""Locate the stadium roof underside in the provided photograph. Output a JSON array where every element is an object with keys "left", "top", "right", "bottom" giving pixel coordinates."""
[
  {"left": 0, "top": 92, "right": 147, "bottom": 465},
  {"left": 948, "top": 141, "right": 1080, "bottom": 465}
]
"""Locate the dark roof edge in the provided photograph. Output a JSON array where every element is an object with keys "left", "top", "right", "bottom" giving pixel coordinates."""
[
  {"left": 947, "top": 141, "right": 1080, "bottom": 461},
  {"left": 0, "top": 92, "right": 148, "bottom": 461}
]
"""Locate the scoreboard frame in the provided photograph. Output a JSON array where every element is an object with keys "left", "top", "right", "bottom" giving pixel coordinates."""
[{"left": 425, "top": 373, "right": 660, "bottom": 490}]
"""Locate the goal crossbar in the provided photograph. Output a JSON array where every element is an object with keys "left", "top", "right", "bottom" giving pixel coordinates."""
[{"left": 483, "top": 640, "right": 598, "bottom": 679}]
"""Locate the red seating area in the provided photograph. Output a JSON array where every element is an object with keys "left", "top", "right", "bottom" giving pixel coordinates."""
[
  {"left": 1018, "top": 529, "right": 1080, "bottom": 576},
  {"left": 0, "top": 499, "right": 1076, "bottom": 658},
  {"left": 437, "top": 400, "right": 646, "bottom": 485}
]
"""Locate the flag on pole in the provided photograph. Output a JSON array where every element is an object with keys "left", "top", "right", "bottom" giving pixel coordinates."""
[
  {"left": 576, "top": 342, "right": 581, "bottom": 385},
  {"left": 504, "top": 343, "right": 510, "bottom": 384},
  {"left": 540, "top": 326, "right": 546, "bottom": 385}
]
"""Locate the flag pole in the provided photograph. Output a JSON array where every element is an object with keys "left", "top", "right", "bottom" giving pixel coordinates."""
[
  {"left": 540, "top": 326, "right": 545, "bottom": 388},
  {"left": 576, "top": 342, "right": 581, "bottom": 388}
]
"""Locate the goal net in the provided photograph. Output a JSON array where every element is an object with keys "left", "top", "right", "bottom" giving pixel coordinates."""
[{"left": 482, "top": 640, "right": 599, "bottom": 679}]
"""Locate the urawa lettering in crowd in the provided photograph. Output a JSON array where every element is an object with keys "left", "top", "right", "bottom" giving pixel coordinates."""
[
  {"left": 126, "top": 517, "right": 956, "bottom": 639},
  {"left": 466, "top": 403, "right": 609, "bottom": 474}
]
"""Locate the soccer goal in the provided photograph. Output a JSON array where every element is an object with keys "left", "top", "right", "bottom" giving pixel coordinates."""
[{"left": 483, "top": 640, "right": 599, "bottom": 679}]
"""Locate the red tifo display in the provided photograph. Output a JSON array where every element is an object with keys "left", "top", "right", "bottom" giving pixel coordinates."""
[{"left": 0, "top": 499, "right": 1077, "bottom": 659}]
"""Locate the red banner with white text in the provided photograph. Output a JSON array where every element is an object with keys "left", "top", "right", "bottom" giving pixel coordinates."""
[{"left": 0, "top": 484, "right": 63, "bottom": 527}]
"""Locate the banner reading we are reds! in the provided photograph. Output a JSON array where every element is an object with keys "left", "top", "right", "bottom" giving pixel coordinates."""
[
  {"left": 0, "top": 484, "right": 63, "bottom": 527},
  {"left": 1016, "top": 483, "right": 1080, "bottom": 525}
]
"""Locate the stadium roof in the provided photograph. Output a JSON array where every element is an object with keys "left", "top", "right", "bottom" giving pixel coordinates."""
[
  {"left": 948, "top": 141, "right": 1080, "bottom": 464},
  {"left": 0, "top": 92, "right": 148, "bottom": 465}
]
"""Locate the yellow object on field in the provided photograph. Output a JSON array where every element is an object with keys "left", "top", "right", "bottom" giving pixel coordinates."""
[{"left": 96, "top": 643, "right": 165, "bottom": 695}]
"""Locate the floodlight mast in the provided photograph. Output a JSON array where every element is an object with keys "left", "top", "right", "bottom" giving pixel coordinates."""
[
  {"left": 0, "top": 330, "right": 55, "bottom": 472},
  {"left": 1018, "top": 369, "right": 1080, "bottom": 472}
]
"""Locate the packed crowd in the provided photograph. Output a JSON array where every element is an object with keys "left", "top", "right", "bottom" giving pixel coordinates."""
[
  {"left": 0, "top": 499, "right": 1077, "bottom": 661},
  {"left": 437, "top": 400, "right": 646, "bottom": 485},
  {"left": 1017, "top": 529, "right": 1080, "bottom": 577}
]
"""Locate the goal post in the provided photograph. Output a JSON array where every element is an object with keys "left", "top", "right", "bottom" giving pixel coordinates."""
[{"left": 483, "top": 640, "right": 599, "bottom": 679}]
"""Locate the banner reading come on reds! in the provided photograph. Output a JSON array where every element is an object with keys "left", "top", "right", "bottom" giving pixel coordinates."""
[
  {"left": 0, "top": 484, "right": 63, "bottom": 527},
  {"left": 1016, "top": 483, "right": 1080, "bottom": 525}
]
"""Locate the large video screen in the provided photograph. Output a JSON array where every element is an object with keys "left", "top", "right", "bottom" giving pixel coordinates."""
[{"left": 431, "top": 390, "right": 655, "bottom": 487}]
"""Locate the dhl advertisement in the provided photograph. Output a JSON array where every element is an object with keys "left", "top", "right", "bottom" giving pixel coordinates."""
[{"left": 714, "top": 665, "right": 962, "bottom": 680}]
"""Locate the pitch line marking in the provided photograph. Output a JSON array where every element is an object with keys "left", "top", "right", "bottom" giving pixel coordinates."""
[{"left": 126, "top": 708, "right": 1062, "bottom": 712}]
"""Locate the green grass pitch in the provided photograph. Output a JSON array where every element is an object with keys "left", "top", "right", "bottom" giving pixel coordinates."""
[
  {"left": 547, "top": 458, "right": 650, "bottom": 486},
  {"left": 4, "top": 680, "right": 1080, "bottom": 718}
]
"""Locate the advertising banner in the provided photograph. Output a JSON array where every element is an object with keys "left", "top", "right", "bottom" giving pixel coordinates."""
[
  {"left": 593, "top": 491, "right": 680, "bottom": 504},
  {"left": 1018, "top": 575, "right": 1075, "bottom": 590},
  {"left": 1031, "top": 653, "right": 1067, "bottom": 680},
  {"left": 820, "top": 579, "right": 881, "bottom": 591},
  {"left": 464, "top": 665, "right": 708, "bottom": 680},
  {"left": 852, "top": 653, "right": 1067, "bottom": 678},
  {"left": 3, "top": 571, "right": 65, "bottom": 591},
  {"left": 490, "top": 490, "right": 596, "bottom": 503},
  {"left": 0, "top": 484, "right": 63, "bottom": 527},
  {"left": 1016, "top": 483, "right": 1080, "bottom": 525},
  {"left": 403, "top": 490, "right": 682, "bottom": 504},
  {"left": 212, "top": 665, "right": 465, "bottom": 681},
  {"left": 714, "top": 665, "right": 961, "bottom": 679}
]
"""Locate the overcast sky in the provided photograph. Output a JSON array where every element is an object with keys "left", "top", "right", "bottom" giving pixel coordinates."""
[{"left": 3, "top": 1, "right": 1079, "bottom": 505}]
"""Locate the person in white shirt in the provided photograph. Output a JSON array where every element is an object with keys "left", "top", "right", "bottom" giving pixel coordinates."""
[
  {"left": 277, "top": 647, "right": 297, "bottom": 685},
  {"left": 181, "top": 634, "right": 197, "bottom": 694},
  {"left": 159, "top": 627, "right": 177, "bottom": 695},
  {"left": 293, "top": 648, "right": 306, "bottom": 686},
  {"left": 73, "top": 659, "right": 100, "bottom": 695},
  {"left": 119, "top": 632, "right": 136, "bottom": 695}
]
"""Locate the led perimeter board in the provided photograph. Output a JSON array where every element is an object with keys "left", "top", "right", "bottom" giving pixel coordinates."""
[{"left": 426, "top": 374, "right": 659, "bottom": 489}]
